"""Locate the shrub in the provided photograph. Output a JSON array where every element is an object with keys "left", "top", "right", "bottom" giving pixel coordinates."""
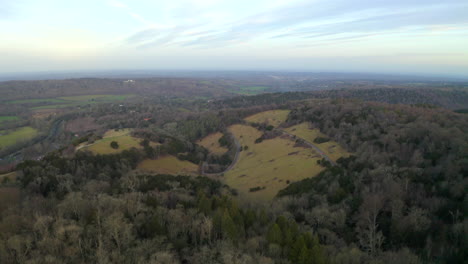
[{"left": 110, "top": 141, "right": 119, "bottom": 149}]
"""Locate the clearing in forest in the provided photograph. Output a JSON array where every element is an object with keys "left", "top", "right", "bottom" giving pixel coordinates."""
[
  {"left": 0, "top": 126, "right": 38, "bottom": 149},
  {"left": 244, "top": 109, "right": 290, "bottom": 127},
  {"left": 197, "top": 132, "right": 229, "bottom": 155},
  {"left": 137, "top": 156, "right": 199, "bottom": 176},
  {"left": 224, "top": 124, "right": 324, "bottom": 202},
  {"left": 80, "top": 129, "right": 158, "bottom": 154},
  {"left": 284, "top": 122, "right": 350, "bottom": 161}
]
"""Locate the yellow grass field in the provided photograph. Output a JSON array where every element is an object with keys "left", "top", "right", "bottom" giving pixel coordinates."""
[
  {"left": 137, "top": 156, "right": 199, "bottom": 176},
  {"left": 225, "top": 124, "right": 324, "bottom": 202},
  {"left": 244, "top": 110, "right": 290, "bottom": 127},
  {"left": 0, "top": 172, "right": 17, "bottom": 183},
  {"left": 81, "top": 129, "right": 160, "bottom": 154},
  {"left": 284, "top": 122, "right": 350, "bottom": 161},
  {"left": 0, "top": 126, "right": 38, "bottom": 149},
  {"left": 197, "top": 132, "right": 229, "bottom": 155},
  {"left": 102, "top": 128, "right": 132, "bottom": 138},
  {"left": 85, "top": 135, "right": 141, "bottom": 154}
]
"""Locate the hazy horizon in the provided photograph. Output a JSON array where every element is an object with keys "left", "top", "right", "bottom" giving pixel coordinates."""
[{"left": 1, "top": 0, "right": 467, "bottom": 76}]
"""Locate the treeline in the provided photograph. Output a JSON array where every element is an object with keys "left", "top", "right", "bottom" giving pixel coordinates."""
[{"left": 210, "top": 88, "right": 468, "bottom": 110}]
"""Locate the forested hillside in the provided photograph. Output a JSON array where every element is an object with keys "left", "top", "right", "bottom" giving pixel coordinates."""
[{"left": 0, "top": 90, "right": 467, "bottom": 263}]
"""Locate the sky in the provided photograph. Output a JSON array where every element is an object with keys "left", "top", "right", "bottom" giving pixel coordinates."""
[{"left": 1, "top": 0, "right": 468, "bottom": 77}]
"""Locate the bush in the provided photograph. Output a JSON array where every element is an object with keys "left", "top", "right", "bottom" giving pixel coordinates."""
[
  {"left": 313, "top": 137, "right": 330, "bottom": 144},
  {"left": 110, "top": 141, "right": 119, "bottom": 149},
  {"left": 249, "top": 186, "right": 265, "bottom": 192}
]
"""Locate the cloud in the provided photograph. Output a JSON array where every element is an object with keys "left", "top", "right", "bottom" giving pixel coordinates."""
[{"left": 121, "top": 0, "right": 468, "bottom": 49}]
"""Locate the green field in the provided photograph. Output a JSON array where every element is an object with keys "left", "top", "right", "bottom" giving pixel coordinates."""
[
  {"left": 245, "top": 110, "right": 290, "bottom": 127},
  {"left": 230, "top": 86, "right": 269, "bottom": 95},
  {"left": 284, "top": 122, "right": 350, "bottom": 161},
  {"left": 137, "top": 156, "right": 199, "bottom": 176},
  {"left": 58, "top": 94, "right": 132, "bottom": 102},
  {"left": 31, "top": 104, "right": 75, "bottom": 110},
  {"left": 7, "top": 98, "right": 66, "bottom": 104},
  {"left": 0, "top": 116, "right": 19, "bottom": 123},
  {"left": 225, "top": 124, "right": 324, "bottom": 202},
  {"left": 0, "top": 126, "right": 38, "bottom": 149},
  {"left": 6, "top": 94, "right": 135, "bottom": 110}
]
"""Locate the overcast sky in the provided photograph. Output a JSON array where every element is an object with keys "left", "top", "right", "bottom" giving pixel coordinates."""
[{"left": 1, "top": 0, "right": 467, "bottom": 76}]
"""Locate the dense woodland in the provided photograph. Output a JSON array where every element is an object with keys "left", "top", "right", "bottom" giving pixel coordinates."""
[{"left": 0, "top": 78, "right": 467, "bottom": 263}]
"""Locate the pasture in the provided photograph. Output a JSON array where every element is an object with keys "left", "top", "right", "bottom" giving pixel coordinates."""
[
  {"left": 196, "top": 132, "right": 229, "bottom": 155},
  {"left": 0, "top": 116, "right": 19, "bottom": 123},
  {"left": 137, "top": 156, "right": 199, "bottom": 176},
  {"left": 81, "top": 129, "right": 141, "bottom": 154},
  {"left": 0, "top": 126, "right": 38, "bottom": 149},
  {"left": 224, "top": 124, "right": 324, "bottom": 202},
  {"left": 7, "top": 94, "right": 135, "bottom": 110},
  {"left": 284, "top": 122, "right": 350, "bottom": 161},
  {"left": 230, "top": 86, "right": 269, "bottom": 95},
  {"left": 244, "top": 109, "right": 290, "bottom": 127}
]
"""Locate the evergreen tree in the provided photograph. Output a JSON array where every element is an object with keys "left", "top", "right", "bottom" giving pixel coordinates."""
[
  {"left": 197, "top": 194, "right": 212, "bottom": 215},
  {"left": 289, "top": 235, "right": 306, "bottom": 263},
  {"left": 267, "top": 223, "right": 283, "bottom": 245},
  {"left": 298, "top": 244, "right": 310, "bottom": 264},
  {"left": 213, "top": 209, "right": 223, "bottom": 239},
  {"left": 310, "top": 242, "right": 326, "bottom": 264},
  {"left": 222, "top": 209, "right": 238, "bottom": 242}
]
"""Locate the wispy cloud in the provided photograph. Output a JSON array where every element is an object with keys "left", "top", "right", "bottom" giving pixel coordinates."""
[{"left": 122, "top": 0, "right": 468, "bottom": 49}]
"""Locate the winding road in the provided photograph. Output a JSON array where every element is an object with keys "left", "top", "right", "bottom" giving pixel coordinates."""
[
  {"left": 201, "top": 137, "right": 241, "bottom": 177},
  {"left": 279, "top": 130, "right": 337, "bottom": 166}
]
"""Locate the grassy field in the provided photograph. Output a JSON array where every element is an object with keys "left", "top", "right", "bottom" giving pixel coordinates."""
[
  {"left": 31, "top": 104, "right": 74, "bottom": 110},
  {"left": 0, "top": 116, "right": 19, "bottom": 123},
  {"left": 7, "top": 98, "right": 66, "bottom": 104},
  {"left": 284, "top": 122, "right": 350, "bottom": 161},
  {"left": 80, "top": 129, "right": 159, "bottom": 154},
  {"left": 7, "top": 94, "right": 135, "bottom": 110},
  {"left": 197, "top": 132, "right": 229, "bottom": 155},
  {"left": 224, "top": 124, "right": 324, "bottom": 202},
  {"left": 81, "top": 129, "right": 141, "bottom": 154},
  {"left": 59, "top": 94, "right": 133, "bottom": 102},
  {"left": 244, "top": 110, "right": 291, "bottom": 127},
  {"left": 230, "top": 86, "right": 269, "bottom": 95},
  {"left": 0, "top": 126, "right": 38, "bottom": 149},
  {"left": 137, "top": 156, "right": 199, "bottom": 176},
  {"left": 0, "top": 171, "right": 17, "bottom": 183}
]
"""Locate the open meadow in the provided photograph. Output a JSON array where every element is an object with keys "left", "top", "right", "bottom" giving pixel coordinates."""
[
  {"left": 244, "top": 109, "right": 290, "bottom": 127},
  {"left": 0, "top": 126, "right": 38, "bottom": 149},
  {"left": 80, "top": 129, "right": 141, "bottom": 154},
  {"left": 224, "top": 124, "right": 324, "bottom": 202},
  {"left": 196, "top": 132, "right": 229, "bottom": 155},
  {"left": 5, "top": 94, "right": 135, "bottom": 111},
  {"left": 137, "top": 155, "right": 199, "bottom": 176},
  {"left": 284, "top": 122, "right": 350, "bottom": 161},
  {"left": 0, "top": 116, "right": 19, "bottom": 123}
]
